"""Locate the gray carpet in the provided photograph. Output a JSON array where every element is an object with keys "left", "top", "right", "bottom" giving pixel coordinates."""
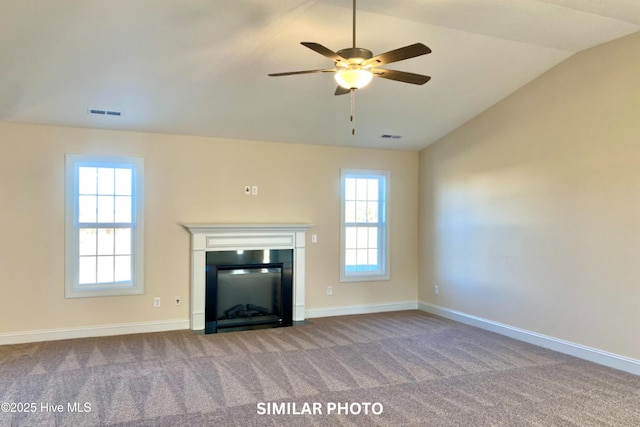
[{"left": 0, "top": 310, "right": 638, "bottom": 426}]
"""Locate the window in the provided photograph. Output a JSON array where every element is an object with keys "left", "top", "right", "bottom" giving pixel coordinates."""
[
  {"left": 340, "top": 169, "right": 389, "bottom": 281},
  {"left": 65, "top": 155, "right": 144, "bottom": 298}
]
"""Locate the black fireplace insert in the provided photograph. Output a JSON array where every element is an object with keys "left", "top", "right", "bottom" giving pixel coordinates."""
[{"left": 205, "top": 249, "right": 293, "bottom": 333}]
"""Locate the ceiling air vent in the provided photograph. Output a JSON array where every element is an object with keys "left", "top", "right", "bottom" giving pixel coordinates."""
[
  {"left": 88, "top": 108, "right": 123, "bottom": 117},
  {"left": 380, "top": 134, "right": 402, "bottom": 139}
]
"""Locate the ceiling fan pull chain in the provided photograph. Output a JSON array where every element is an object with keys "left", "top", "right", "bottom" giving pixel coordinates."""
[{"left": 351, "top": 89, "right": 356, "bottom": 135}]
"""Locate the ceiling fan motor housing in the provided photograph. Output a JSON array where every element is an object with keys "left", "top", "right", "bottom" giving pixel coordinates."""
[{"left": 336, "top": 47, "right": 373, "bottom": 64}]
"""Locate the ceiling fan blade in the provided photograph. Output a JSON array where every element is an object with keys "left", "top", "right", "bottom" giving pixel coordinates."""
[
  {"left": 372, "top": 68, "right": 431, "bottom": 85},
  {"left": 301, "top": 42, "right": 345, "bottom": 62},
  {"left": 364, "top": 43, "right": 431, "bottom": 67},
  {"left": 268, "top": 68, "right": 336, "bottom": 77},
  {"left": 334, "top": 86, "right": 351, "bottom": 96}
]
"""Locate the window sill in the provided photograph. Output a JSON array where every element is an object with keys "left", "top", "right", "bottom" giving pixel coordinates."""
[
  {"left": 339, "top": 274, "right": 390, "bottom": 283},
  {"left": 65, "top": 283, "right": 143, "bottom": 298}
]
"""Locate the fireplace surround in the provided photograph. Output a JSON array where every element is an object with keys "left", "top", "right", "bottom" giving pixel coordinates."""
[{"left": 184, "top": 224, "right": 310, "bottom": 333}]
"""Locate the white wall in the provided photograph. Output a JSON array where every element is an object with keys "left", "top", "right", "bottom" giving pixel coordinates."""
[
  {"left": 0, "top": 123, "right": 418, "bottom": 336},
  {"left": 419, "top": 32, "right": 640, "bottom": 360}
]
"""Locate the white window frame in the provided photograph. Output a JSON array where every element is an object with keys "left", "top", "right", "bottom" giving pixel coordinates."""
[
  {"left": 340, "top": 168, "right": 390, "bottom": 282},
  {"left": 65, "top": 154, "right": 144, "bottom": 298}
]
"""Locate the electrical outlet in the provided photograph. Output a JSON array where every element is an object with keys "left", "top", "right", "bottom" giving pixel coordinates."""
[
  {"left": 244, "top": 186, "right": 251, "bottom": 195},
  {"left": 175, "top": 297, "right": 181, "bottom": 306},
  {"left": 434, "top": 285, "right": 439, "bottom": 295},
  {"left": 251, "top": 185, "right": 258, "bottom": 195},
  {"left": 154, "top": 297, "right": 161, "bottom": 307},
  {"left": 327, "top": 286, "right": 333, "bottom": 296}
]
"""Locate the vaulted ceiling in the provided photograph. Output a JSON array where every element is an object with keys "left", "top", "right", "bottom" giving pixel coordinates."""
[{"left": 1, "top": 0, "right": 639, "bottom": 150}]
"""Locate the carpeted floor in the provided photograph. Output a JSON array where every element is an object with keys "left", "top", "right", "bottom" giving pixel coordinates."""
[{"left": 0, "top": 310, "right": 638, "bottom": 426}]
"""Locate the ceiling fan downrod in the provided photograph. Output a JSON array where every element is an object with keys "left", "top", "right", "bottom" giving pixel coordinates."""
[{"left": 352, "top": 0, "right": 356, "bottom": 48}]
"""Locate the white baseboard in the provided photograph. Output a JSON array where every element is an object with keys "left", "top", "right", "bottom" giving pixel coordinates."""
[
  {"left": 0, "top": 319, "right": 190, "bottom": 345},
  {"left": 305, "top": 301, "right": 418, "bottom": 319},
  {"left": 419, "top": 301, "right": 640, "bottom": 376}
]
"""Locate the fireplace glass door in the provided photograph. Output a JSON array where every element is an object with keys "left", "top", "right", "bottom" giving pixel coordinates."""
[
  {"left": 216, "top": 266, "right": 282, "bottom": 328},
  {"left": 205, "top": 249, "right": 293, "bottom": 333}
]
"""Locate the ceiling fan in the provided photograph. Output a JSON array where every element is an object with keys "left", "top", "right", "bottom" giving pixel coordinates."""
[{"left": 268, "top": 0, "right": 432, "bottom": 95}]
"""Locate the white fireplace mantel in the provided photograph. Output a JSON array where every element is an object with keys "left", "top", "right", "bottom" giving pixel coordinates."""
[{"left": 184, "top": 223, "right": 311, "bottom": 331}]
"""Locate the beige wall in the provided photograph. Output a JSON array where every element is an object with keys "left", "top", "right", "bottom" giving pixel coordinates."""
[
  {"left": 0, "top": 122, "right": 418, "bottom": 334},
  {"left": 419, "top": 32, "right": 640, "bottom": 360}
]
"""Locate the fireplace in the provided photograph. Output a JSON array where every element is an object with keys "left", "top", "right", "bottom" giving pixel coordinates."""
[
  {"left": 184, "top": 224, "right": 310, "bottom": 333},
  {"left": 205, "top": 249, "right": 293, "bottom": 333}
]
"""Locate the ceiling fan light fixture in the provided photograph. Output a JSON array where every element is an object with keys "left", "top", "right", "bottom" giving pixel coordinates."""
[{"left": 334, "top": 68, "right": 373, "bottom": 90}]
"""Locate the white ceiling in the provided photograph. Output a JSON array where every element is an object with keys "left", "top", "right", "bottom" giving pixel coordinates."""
[{"left": 1, "top": 0, "right": 639, "bottom": 151}]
